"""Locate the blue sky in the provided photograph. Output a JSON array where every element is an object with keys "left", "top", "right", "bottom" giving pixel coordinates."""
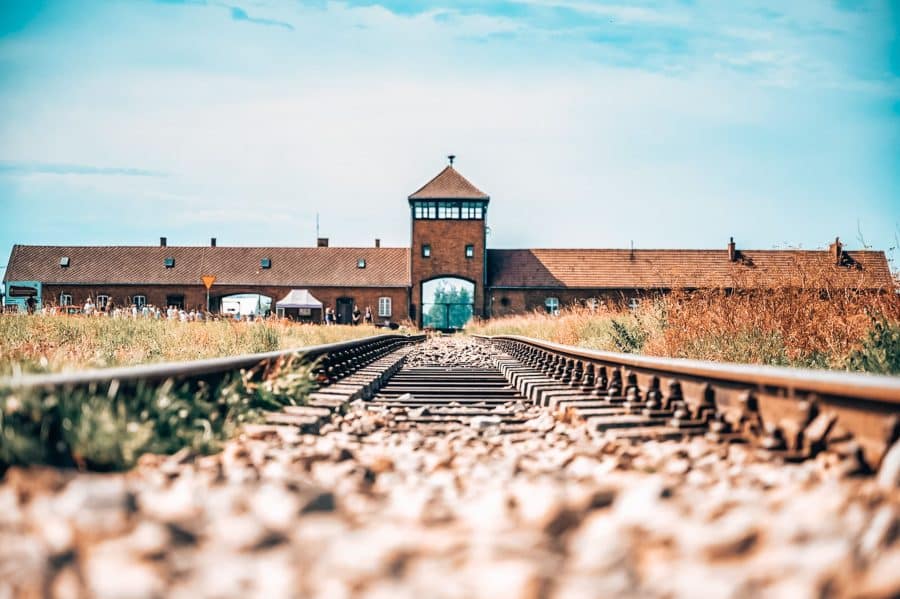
[{"left": 1, "top": 0, "right": 899, "bottom": 277}]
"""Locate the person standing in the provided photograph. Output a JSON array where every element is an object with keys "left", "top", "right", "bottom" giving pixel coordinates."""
[
  {"left": 351, "top": 305, "right": 361, "bottom": 326},
  {"left": 364, "top": 306, "right": 373, "bottom": 325}
]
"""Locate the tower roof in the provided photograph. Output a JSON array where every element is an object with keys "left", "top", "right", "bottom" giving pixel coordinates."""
[{"left": 408, "top": 165, "right": 489, "bottom": 201}]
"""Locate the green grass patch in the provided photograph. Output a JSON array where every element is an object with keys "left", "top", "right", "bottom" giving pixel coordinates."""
[{"left": 0, "top": 354, "right": 313, "bottom": 471}]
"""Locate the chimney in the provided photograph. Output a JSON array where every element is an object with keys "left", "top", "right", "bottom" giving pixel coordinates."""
[
  {"left": 210, "top": 237, "right": 217, "bottom": 247},
  {"left": 317, "top": 237, "right": 329, "bottom": 248},
  {"left": 160, "top": 237, "right": 167, "bottom": 247},
  {"left": 375, "top": 238, "right": 381, "bottom": 248},
  {"left": 830, "top": 236, "right": 843, "bottom": 265},
  {"left": 728, "top": 237, "right": 737, "bottom": 262}
]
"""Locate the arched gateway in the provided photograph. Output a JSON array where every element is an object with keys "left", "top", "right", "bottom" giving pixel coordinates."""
[
  {"left": 408, "top": 158, "right": 490, "bottom": 329},
  {"left": 421, "top": 276, "right": 475, "bottom": 330}
]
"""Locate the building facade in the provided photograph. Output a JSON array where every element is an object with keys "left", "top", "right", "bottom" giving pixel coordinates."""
[{"left": 3, "top": 160, "right": 895, "bottom": 326}]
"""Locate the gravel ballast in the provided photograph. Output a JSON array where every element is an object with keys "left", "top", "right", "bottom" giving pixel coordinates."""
[{"left": 0, "top": 336, "right": 897, "bottom": 598}]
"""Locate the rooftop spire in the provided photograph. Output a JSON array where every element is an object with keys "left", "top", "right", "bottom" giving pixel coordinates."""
[{"left": 448, "top": 154, "right": 456, "bottom": 166}]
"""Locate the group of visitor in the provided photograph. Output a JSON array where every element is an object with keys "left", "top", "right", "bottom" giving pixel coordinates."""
[
  {"left": 10, "top": 296, "right": 384, "bottom": 326},
  {"left": 323, "top": 305, "right": 374, "bottom": 325},
  {"left": 31, "top": 297, "right": 210, "bottom": 322}
]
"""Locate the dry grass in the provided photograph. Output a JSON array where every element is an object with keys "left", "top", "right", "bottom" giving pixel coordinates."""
[
  {"left": 468, "top": 285, "right": 900, "bottom": 372},
  {"left": 0, "top": 317, "right": 386, "bottom": 376}
]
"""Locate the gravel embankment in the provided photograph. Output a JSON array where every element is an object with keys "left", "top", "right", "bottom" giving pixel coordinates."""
[{"left": 1, "top": 337, "right": 897, "bottom": 598}]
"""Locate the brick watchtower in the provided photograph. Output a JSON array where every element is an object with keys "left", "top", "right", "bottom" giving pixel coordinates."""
[{"left": 408, "top": 157, "right": 490, "bottom": 329}]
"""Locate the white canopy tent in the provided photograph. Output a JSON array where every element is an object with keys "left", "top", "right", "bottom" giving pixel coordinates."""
[{"left": 275, "top": 289, "right": 323, "bottom": 320}]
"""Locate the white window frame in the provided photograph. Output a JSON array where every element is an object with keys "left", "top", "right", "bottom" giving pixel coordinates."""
[
  {"left": 132, "top": 295, "right": 147, "bottom": 308},
  {"left": 545, "top": 297, "right": 559, "bottom": 315},
  {"left": 59, "top": 293, "right": 72, "bottom": 306},
  {"left": 96, "top": 295, "right": 110, "bottom": 310},
  {"left": 378, "top": 297, "right": 392, "bottom": 318},
  {"left": 628, "top": 297, "right": 641, "bottom": 311}
]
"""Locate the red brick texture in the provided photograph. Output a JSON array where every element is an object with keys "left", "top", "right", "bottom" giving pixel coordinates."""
[
  {"left": 410, "top": 217, "right": 486, "bottom": 326},
  {"left": 39, "top": 284, "right": 410, "bottom": 322},
  {"left": 487, "top": 288, "right": 648, "bottom": 318}
]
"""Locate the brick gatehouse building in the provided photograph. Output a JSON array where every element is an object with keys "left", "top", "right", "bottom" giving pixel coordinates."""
[{"left": 3, "top": 159, "right": 894, "bottom": 327}]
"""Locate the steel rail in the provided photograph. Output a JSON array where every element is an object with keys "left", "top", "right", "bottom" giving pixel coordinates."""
[
  {"left": 477, "top": 334, "right": 900, "bottom": 468},
  {"left": 1, "top": 334, "right": 424, "bottom": 391},
  {"left": 477, "top": 335, "right": 900, "bottom": 404}
]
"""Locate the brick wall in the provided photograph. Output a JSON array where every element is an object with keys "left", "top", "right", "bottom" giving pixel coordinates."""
[
  {"left": 410, "top": 217, "right": 486, "bottom": 325},
  {"left": 486, "top": 288, "right": 654, "bottom": 317},
  {"left": 39, "top": 284, "right": 411, "bottom": 322}
]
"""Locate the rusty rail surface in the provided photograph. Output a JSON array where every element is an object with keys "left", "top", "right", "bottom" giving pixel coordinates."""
[
  {"left": 1, "top": 334, "right": 425, "bottom": 393},
  {"left": 479, "top": 335, "right": 900, "bottom": 469}
]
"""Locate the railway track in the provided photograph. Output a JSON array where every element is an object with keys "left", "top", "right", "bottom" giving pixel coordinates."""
[
  {"left": 4, "top": 331, "right": 899, "bottom": 469},
  {"left": 2, "top": 334, "right": 899, "bottom": 598}
]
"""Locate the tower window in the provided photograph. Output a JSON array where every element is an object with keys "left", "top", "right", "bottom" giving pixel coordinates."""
[
  {"left": 465, "top": 244, "right": 474, "bottom": 258},
  {"left": 422, "top": 244, "right": 431, "bottom": 258},
  {"left": 413, "top": 201, "right": 484, "bottom": 219}
]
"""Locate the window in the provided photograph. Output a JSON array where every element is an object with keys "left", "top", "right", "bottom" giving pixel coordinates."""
[
  {"left": 465, "top": 244, "right": 474, "bottom": 258},
  {"left": 545, "top": 297, "right": 559, "bottom": 315},
  {"left": 628, "top": 297, "right": 641, "bottom": 311},
  {"left": 59, "top": 293, "right": 72, "bottom": 306},
  {"left": 422, "top": 244, "right": 431, "bottom": 258},
  {"left": 166, "top": 295, "right": 185, "bottom": 309},
  {"left": 460, "top": 202, "right": 484, "bottom": 219},
  {"left": 133, "top": 295, "right": 147, "bottom": 308},
  {"left": 378, "top": 296, "right": 392, "bottom": 317},
  {"left": 261, "top": 258, "right": 271, "bottom": 269},
  {"left": 97, "top": 295, "right": 110, "bottom": 310},
  {"left": 164, "top": 257, "right": 175, "bottom": 268},
  {"left": 59, "top": 257, "right": 70, "bottom": 267},
  {"left": 413, "top": 201, "right": 479, "bottom": 220},
  {"left": 357, "top": 258, "right": 366, "bottom": 268}
]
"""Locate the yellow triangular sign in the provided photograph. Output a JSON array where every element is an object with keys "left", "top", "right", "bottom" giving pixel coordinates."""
[{"left": 201, "top": 275, "right": 216, "bottom": 289}]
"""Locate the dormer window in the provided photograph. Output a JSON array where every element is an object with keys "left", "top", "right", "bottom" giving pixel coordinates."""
[
  {"left": 357, "top": 258, "right": 366, "bottom": 268},
  {"left": 261, "top": 258, "right": 271, "bottom": 269},
  {"left": 59, "top": 257, "right": 70, "bottom": 267},
  {"left": 164, "top": 257, "right": 175, "bottom": 268}
]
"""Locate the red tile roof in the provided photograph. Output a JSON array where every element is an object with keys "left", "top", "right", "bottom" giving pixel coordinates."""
[
  {"left": 4, "top": 246, "right": 411, "bottom": 287},
  {"left": 408, "top": 166, "right": 490, "bottom": 200},
  {"left": 486, "top": 249, "right": 894, "bottom": 290},
  {"left": 5, "top": 246, "right": 893, "bottom": 291}
]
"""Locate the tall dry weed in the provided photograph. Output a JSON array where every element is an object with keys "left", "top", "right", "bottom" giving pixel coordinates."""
[
  {"left": 0, "top": 317, "right": 385, "bottom": 376},
  {"left": 468, "top": 266, "right": 899, "bottom": 371}
]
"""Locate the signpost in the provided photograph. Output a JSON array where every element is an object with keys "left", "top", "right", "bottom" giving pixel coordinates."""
[{"left": 201, "top": 275, "right": 216, "bottom": 312}]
